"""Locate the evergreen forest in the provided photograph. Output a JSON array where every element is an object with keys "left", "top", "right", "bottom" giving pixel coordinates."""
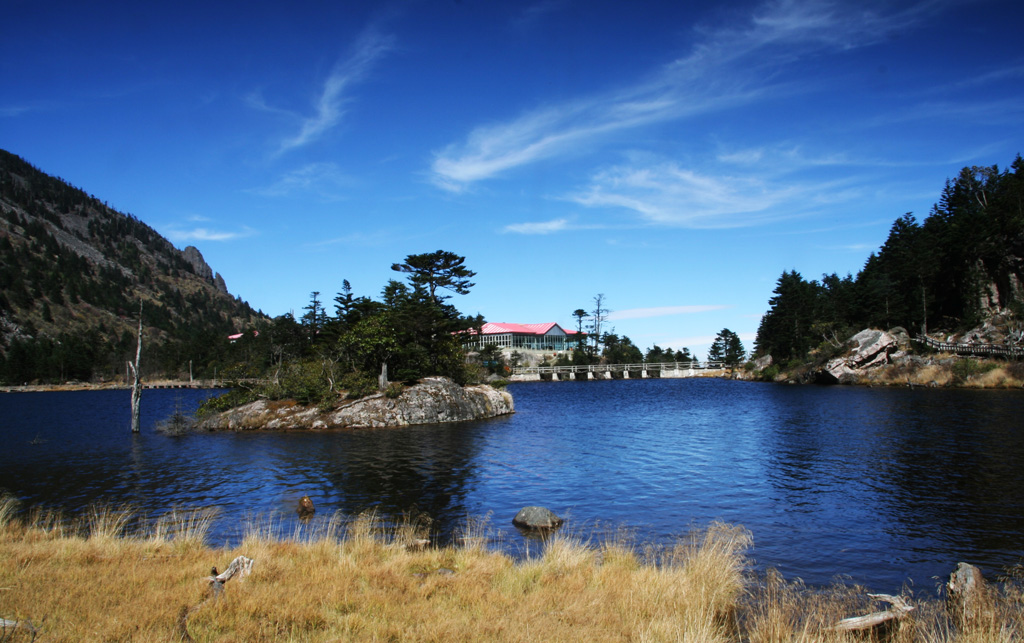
[{"left": 755, "top": 156, "right": 1024, "bottom": 364}]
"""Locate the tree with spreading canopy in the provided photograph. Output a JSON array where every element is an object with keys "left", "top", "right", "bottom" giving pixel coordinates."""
[{"left": 391, "top": 250, "right": 476, "bottom": 303}]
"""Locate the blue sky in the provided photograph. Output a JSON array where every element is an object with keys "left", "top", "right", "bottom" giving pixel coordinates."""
[{"left": 3, "top": 0, "right": 1023, "bottom": 359}]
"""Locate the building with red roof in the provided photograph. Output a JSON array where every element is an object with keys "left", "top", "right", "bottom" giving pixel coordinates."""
[{"left": 463, "top": 322, "right": 585, "bottom": 352}]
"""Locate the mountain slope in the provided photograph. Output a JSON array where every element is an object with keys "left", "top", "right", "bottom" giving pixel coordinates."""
[{"left": 0, "top": 149, "right": 264, "bottom": 383}]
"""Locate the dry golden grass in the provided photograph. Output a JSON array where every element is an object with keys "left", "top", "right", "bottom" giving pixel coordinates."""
[
  {"left": 863, "top": 358, "right": 1024, "bottom": 389},
  {"left": 1, "top": 495, "right": 1021, "bottom": 642}
]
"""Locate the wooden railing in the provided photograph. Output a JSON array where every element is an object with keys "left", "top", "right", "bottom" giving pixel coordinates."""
[
  {"left": 512, "top": 361, "right": 726, "bottom": 375},
  {"left": 915, "top": 335, "right": 1024, "bottom": 358}
]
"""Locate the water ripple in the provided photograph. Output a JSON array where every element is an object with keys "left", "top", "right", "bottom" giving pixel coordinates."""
[{"left": 2, "top": 382, "right": 1024, "bottom": 591}]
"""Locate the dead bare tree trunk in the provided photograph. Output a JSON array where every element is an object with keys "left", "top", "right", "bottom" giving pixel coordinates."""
[
  {"left": 947, "top": 562, "right": 989, "bottom": 628},
  {"left": 128, "top": 303, "right": 143, "bottom": 433},
  {"left": 378, "top": 361, "right": 388, "bottom": 391}
]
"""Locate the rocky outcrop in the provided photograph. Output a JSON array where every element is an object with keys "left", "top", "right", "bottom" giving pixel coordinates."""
[
  {"left": 939, "top": 312, "right": 1024, "bottom": 347},
  {"left": 182, "top": 245, "right": 214, "bottom": 280},
  {"left": 195, "top": 377, "right": 514, "bottom": 431},
  {"left": 818, "top": 329, "right": 904, "bottom": 384},
  {"left": 182, "top": 246, "right": 228, "bottom": 292}
]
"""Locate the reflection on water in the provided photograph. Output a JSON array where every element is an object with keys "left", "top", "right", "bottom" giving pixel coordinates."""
[{"left": 1, "top": 380, "right": 1022, "bottom": 592}]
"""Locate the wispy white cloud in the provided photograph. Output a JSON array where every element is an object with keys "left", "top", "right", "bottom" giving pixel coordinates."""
[
  {"left": 608, "top": 305, "right": 728, "bottom": 321},
  {"left": 502, "top": 218, "right": 571, "bottom": 234},
  {"left": 431, "top": 0, "right": 939, "bottom": 190},
  {"left": 501, "top": 217, "right": 612, "bottom": 234},
  {"left": 716, "top": 145, "right": 853, "bottom": 169},
  {"left": 165, "top": 225, "right": 257, "bottom": 242},
  {"left": 569, "top": 162, "right": 816, "bottom": 228},
  {"left": 259, "top": 29, "right": 394, "bottom": 154},
  {"left": 251, "top": 162, "right": 354, "bottom": 199},
  {"left": 566, "top": 141, "right": 884, "bottom": 229},
  {"left": 819, "top": 243, "right": 878, "bottom": 253},
  {"left": 717, "top": 148, "right": 766, "bottom": 165},
  {"left": 430, "top": 82, "right": 758, "bottom": 192}
]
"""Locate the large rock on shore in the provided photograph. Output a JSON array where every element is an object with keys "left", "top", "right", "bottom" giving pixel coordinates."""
[
  {"left": 195, "top": 377, "right": 514, "bottom": 431},
  {"left": 818, "top": 329, "right": 904, "bottom": 384}
]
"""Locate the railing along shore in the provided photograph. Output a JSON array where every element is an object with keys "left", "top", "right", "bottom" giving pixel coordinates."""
[{"left": 915, "top": 335, "right": 1024, "bottom": 358}]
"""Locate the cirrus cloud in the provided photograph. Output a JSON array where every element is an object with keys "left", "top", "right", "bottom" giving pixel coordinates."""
[{"left": 430, "top": 0, "right": 939, "bottom": 191}]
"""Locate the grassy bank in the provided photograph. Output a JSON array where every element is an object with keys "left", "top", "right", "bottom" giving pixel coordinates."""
[
  {"left": 755, "top": 354, "right": 1024, "bottom": 389},
  {"left": 1, "top": 498, "right": 1021, "bottom": 642}
]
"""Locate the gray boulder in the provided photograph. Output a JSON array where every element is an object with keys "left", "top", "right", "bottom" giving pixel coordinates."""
[
  {"left": 820, "top": 329, "right": 901, "bottom": 384},
  {"left": 512, "top": 506, "right": 563, "bottom": 530},
  {"left": 888, "top": 326, "right": 911, "bottom": 349}
]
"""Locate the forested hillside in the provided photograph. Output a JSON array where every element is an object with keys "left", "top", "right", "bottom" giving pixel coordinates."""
[
  {"left": 0, "top": 149, "right": 263, "bottom": 384},
  {"left": 755, "top": 156, "right": 1024, "bottom": 363}
]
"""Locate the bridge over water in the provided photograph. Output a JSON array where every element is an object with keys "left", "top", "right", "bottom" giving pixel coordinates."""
[{"left": 511, "top": 361, "right": 727, "bottom": 381}]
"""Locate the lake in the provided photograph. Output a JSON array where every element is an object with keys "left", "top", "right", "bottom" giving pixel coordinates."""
[{"left": 1, "top": 378, "right": 1022, "bottom": 593}]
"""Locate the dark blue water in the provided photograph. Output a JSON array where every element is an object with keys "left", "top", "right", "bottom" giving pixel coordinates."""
[{"left": 1, "top": 379, "right": 1023, "bottom": 592}]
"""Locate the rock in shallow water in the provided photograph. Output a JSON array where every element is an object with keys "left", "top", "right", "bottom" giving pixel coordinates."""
[{"left": 512, "top": 506, "right": 564, "bottom": 530}]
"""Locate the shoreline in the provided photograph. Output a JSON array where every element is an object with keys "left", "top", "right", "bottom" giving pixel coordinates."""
[
  {"left": 6, "top": 362, "right": 1024, "bottom": 394},
  {"left": 750, "top": 356, "right": 1024, "bottom": 390},
  {"left": 1, "top": 502, "right": 1019, "bottom": 641},
  {"left": 0, "top": 379, "right": 225, "bottom": 393}
]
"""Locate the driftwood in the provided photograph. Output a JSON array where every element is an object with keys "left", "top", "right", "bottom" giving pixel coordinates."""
[
  {"left": 207, "top": 555, "right": 254, "bottom": 597},
  {"left": 834, "top": 593, "right": 914, "bottom": 632},
  {"left": 178, "top": 556, "right": 254, "bottom": 641},
  {"left": 1, "top": 617, "right": 38, "bottom": 641}
]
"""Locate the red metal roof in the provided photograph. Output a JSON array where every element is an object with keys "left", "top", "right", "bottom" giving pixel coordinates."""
[{"left": 473, "top": 322, "right": 584, "bottom": 336}]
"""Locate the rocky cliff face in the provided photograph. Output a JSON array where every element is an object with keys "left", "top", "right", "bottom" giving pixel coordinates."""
[
  {"left": 182, "top": 245, "right": 228, "bottom": 294},
  {"left": 195, "top": 377, "right": 514, "bottom": 431}
]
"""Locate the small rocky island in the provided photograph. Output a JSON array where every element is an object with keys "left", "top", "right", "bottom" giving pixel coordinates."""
[{"left": 195, "top": 377, "right": 514, "bottom": 431}]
